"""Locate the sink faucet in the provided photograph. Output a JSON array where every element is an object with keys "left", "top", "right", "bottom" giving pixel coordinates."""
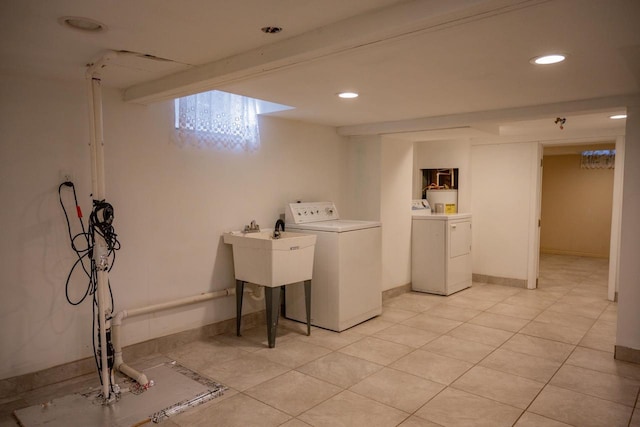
[
  {"left": 244, "top": 220, "right": 260, "bottom": 233},
  {"left": 273, "top": 219, "right": 285, "bottom": 239}
]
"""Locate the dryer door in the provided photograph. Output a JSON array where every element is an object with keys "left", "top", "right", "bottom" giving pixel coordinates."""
[{"left": 450, "top": 220, "right": 471, "bottom": 258}]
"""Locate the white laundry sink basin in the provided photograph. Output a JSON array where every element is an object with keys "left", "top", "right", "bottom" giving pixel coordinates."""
[{"left": 223, "top": 230, "right": 316, "bottom": 287}]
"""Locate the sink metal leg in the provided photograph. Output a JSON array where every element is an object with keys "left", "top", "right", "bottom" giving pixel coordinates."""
[
  {"left": 280, "top": 287, "right": 286, "bottom": 319},
  {"left": 236, "top": 280, "right": 244, "bottom": 336},
  {"left": 265, "top": 286, "right": 281, "bottom": 348},
  {"left": 304, "top": 280, "right": 311, "bottom": 336}
]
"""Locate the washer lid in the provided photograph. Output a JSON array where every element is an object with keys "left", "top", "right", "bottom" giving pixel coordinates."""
[
  {"left": 288, "top": 219, "right": 381, "bottom": 232},
  {"left": 412, "top": 213, "right": 472, "bottom": 221}
]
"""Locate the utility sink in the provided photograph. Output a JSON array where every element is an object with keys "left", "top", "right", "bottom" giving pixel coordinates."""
[{"left": 223, "top": 230, "right": 316, "bottom": 287}]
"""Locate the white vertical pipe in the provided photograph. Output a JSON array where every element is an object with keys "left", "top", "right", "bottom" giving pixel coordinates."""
[
  {"left": 91, "top": 77, "right": 106, "bottom": 200},
  {"left": 93, "top": 78, "right": 110, "bottom": 400},
  {"left": 96, "top": 258, "right": 110, "bottom": 399},
  {"left": 86, "top": 78, "right": 98, "bottom": 198},
  {"left": 87, "top": 67, "right": 111, "bottom": 401}
]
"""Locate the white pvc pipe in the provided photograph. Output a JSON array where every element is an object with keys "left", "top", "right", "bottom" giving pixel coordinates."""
[
  {"left": 110, "top": 315, "right": 148, "bottom": 386},
  {"left": 85, "top": 52, "right": 116, "bottom": 198},
  {"left": 96, "top": 256, "right": 110, "bottom": 398},
  {"left": 85, "top": 52, "right": 116, "bottom": 401},
  {"left": 91, "top": 77, "right": 106, "bottom": 200},
  {"left": 111, "top": 287, "right": 238, "bottom": 387},
  {"left": 86, "top": 77, "right": 98, "bottom": 198},
  {"left": 86, "top": 69, "right": 111, "bottom": 400},
  {"left": 126, "top": 289, "right": 235, "bottom": 318}
]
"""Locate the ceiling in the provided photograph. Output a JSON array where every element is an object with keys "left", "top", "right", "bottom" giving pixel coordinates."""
[{"left": 1, "top": 0, "right": 638, "bottom": 141}]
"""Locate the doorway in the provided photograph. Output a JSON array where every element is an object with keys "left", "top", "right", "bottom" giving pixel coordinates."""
[{"left": 538, "top": 140, "right": 623, "bottom": 301}]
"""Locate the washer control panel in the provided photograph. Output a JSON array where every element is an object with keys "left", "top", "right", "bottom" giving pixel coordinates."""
[{"left": 286, "top": 202, "right": 339, "bottom": 224}]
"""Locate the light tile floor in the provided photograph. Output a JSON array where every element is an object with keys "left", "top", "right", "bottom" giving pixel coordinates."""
[{"left": 3, "top": 254, "right": 640, "bottom": 426}]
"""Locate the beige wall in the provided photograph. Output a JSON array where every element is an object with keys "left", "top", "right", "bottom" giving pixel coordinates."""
[{"left": 540, "top": 153, "right": 614, "bottom": 258}]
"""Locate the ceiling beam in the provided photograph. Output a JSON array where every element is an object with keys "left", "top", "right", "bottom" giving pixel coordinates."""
[
  {"left": 123, "top": 0, "right": 548, "bottom": 104},
  {"left": 337, "top": 94, "right": 640, "bottom": 136}
]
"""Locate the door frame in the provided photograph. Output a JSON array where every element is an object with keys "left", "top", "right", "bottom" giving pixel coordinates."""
[
  {"left": 533, "top": 137, "right": 624, "bottom": 301},
  {"left": 608, "top": 136, "right": 625, "bottom": 301}
]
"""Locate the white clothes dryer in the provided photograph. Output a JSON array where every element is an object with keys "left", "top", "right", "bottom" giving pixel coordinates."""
[
  {"left": 412, "top": 201, "right": 472, "bottom": 295},
  {"left": 284, "top": 202, "right": 382, "bottom": 331}
]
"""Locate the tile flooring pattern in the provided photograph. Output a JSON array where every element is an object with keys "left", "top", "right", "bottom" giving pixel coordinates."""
[{"left": 3, "top": 255, "right": 640, "bottom": 426}]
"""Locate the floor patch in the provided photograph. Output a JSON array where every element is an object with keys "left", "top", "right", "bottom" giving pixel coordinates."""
[{"left": 14, "top": 362, "right": 226, "bottom": 426}]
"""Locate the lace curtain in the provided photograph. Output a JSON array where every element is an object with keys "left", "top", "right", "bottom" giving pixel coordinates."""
[
  {"left": 173, "top": 90, "right": 260, "bottom": 151},
  {"left": 580, "top": 150, "right": 615, "bottom": 169}
]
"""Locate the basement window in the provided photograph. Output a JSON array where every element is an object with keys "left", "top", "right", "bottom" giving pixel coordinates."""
[
  {"left": 580, "top": 149, "right": 615, "bottom": 169},
  {"left": 173, "top": 90, "right": 292, "bottom": 152}
]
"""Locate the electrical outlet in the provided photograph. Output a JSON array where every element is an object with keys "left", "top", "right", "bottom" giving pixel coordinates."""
[{"left": 59, "top": 170, "right": 74, "bottom": 183}]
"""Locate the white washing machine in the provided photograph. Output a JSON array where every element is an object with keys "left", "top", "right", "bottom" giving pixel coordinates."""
[
  {"left": 284, "top": 202, "right": 382, "bottom": 331},
  {"left": 412, "top": 200, "right": 472, "bottom": 295}
]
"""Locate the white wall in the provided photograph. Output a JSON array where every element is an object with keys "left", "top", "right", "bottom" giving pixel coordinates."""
[
  {"left": 470, "top": 142, "right": 540, "bottom": 285},
  {"left": 341, "top": 135, "right": 381, "bottom": 220},
  {"left": 380, "top": 137, "right": 413, "bottom": 291},
  {"left": 341, "top": 136, "right": 414, "bottom": 291},
  {"left": 0, "top": 74, "right": 92, "bottom": 379},
  {"left": 413, "top": 139, "right": 539, "bottom": 285},
  {"left": 5, "top": 71, "right": 632, "bottom": 379},
  {"left": 608, "top": 136, "right": 625, "bottom": 300},
  {"left": 0, "top": 73, "right": 348, "bottom": 379},
  {"left": 616, "top": 105, "right": 640, "bottom": 353},
  {"left": 413, "top": 140, "right": 472, "bottom": 212}
]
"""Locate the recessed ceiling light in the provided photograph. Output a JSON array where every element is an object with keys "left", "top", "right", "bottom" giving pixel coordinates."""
[
  {"left": 338, "top": 92, "right": 359, "bottom": 99},
  {"left": 261, "top": 26, "right": 283, "bottom": 34},
  {"left": 531, "top": 54, "right": 566, "bottom": 65},
  {"left": 609, "top": 114, "right": 627, "bottom": 120},
  {"left": 58, "top": 16, "right": 106, "bottom": 32}
]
